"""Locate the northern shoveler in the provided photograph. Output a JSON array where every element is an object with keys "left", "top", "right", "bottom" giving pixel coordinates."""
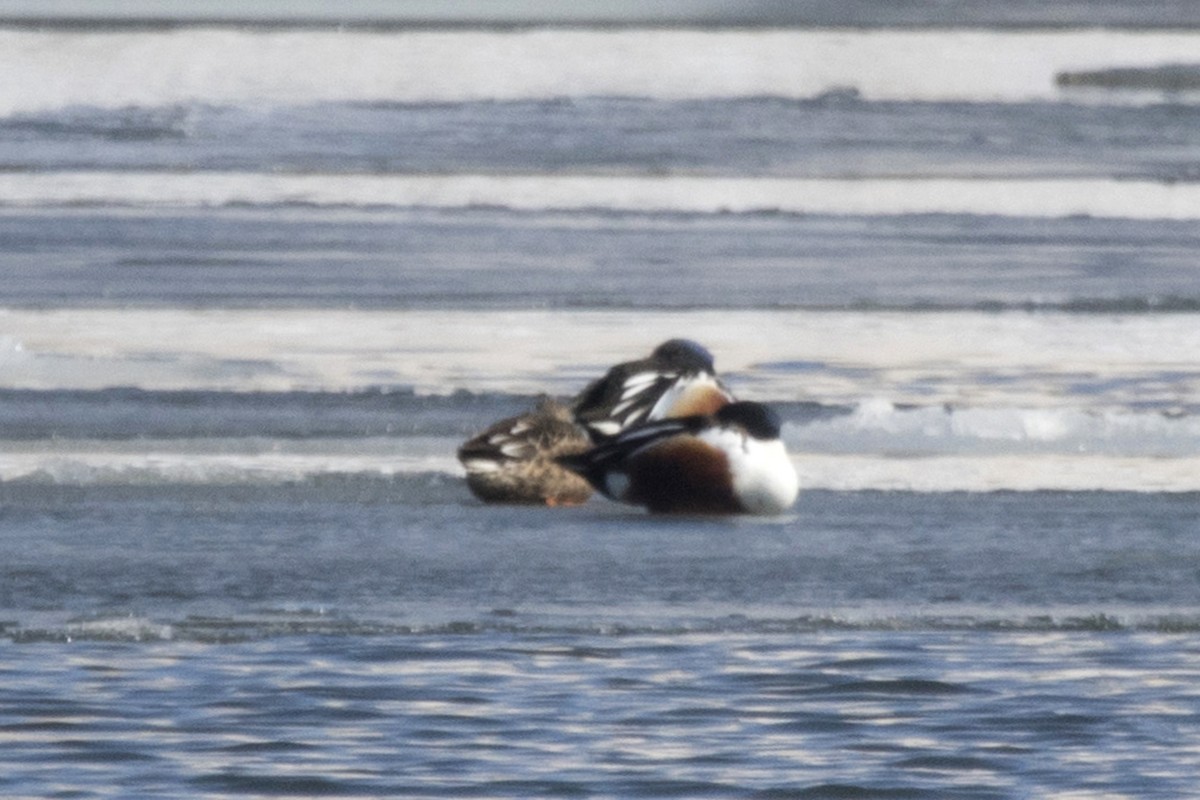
[
  {"left": 457, "top": 396, "right": 594, "bottom": 506},
  {"left": 557, "top": 401, "right": 799, "bottom": 515},
  {"left": 572, "top": 338, "right": 735, "bottom": 441}
]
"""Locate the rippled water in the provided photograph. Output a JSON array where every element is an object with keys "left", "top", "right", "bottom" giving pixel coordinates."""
[
  {"left": 4, "top": 484, "right": 1200, "bottom": 796},
  {"left": 3, "top": 631, "right": 1199, "bottom": 798}
]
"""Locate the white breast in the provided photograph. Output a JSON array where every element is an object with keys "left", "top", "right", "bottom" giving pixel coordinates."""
[{"left": 700, "top": 428, "right": 799, "bottom": 515}]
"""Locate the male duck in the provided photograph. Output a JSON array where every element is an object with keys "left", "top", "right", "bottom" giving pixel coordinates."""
[{"left": 557, "top": 401, "right": 799, "bottom": 516}]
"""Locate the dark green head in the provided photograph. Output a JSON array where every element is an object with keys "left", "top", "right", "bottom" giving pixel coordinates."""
[{"left": 716, "top": 401, "right": 781, "bottom": 440}]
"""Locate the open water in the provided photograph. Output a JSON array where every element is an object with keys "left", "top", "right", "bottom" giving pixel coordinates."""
[{"left": 1, "top": 2, "right": 1200, "bottom": 797}]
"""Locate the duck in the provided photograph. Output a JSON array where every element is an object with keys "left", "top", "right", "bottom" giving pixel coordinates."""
[
  {"left": 571, "top": 338, "right": 735, "bottom": 441},
  {"left": 456, "top": 395, "right": 594, "bottom": 506},
  {"left": 457, "top": 338, "right": 736, "bottom": 505},
  {"left": 556, "top": 401, "right": 799, "bottom": 515}
]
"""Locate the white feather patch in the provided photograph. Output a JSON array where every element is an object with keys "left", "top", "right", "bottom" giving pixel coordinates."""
[
  {"left": 500, "top": 442, "right": 531, "bottom": 458},
  {"left": 588, "top": 420, "right": 622, "bottom": 436},
  {"left": 610, "top": 397, "right": 640, "bottom": 417},
  {"left": 622, "top": 371, "right": 662, "bottom": 393},
  {"left": 698, "top": 428, "right": 798, "bottom": 515},
  {"left": 623, "top": 406, "right": 648, "bottom": 426}
]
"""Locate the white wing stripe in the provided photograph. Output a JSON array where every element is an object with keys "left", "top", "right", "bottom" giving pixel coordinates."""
[{"left": 588, "top": 420, "right": 622, "bottom": 436}]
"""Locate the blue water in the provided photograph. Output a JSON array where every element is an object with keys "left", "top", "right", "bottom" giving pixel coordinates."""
[
  {"left": 5, "top": 98, "right": 1200, "bottom": 180},
  {"left": 3, "top": 630, "right": 1199, "bottom": 798},
  {"left": 3, "top": 486, "right": 1199, "bottom": 797},
  {"left": 4, "top": 208, "right": 1200, "bottom": 310},
  {"left": 2, "top": 4, "right": 1200, "bottom": 797}
]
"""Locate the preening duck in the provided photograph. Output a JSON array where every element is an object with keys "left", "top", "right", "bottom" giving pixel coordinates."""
[
  {"left": 572, "top": 338, "right": 734, "bottom": 441},
  {"left": 456, "top": 396, "right": 594, "bottom": 506},
  {"left": 557, "top": 401, "right": 799, "bottom": 516}
]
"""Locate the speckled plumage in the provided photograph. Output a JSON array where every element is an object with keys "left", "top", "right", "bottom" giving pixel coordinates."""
[{"left": 457, "top": 397, "right": 593, "bottom": 505}]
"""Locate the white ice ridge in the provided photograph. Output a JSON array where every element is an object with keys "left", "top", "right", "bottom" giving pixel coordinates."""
[
  {"left": 793, "top": 454, "right": 1200, "bottom": 494},
  {"left": 3, "top": 28, "right": 1200, "bottom": 113},
  {"left": 3, "top": 442, "right": 1196, "bottom": 493},
  {"left": 789, "top": 400, "right": 1200, "bottom": 458},
  {"left": 3, "top": 172, "right": 1200, "bottom": 220},
  {"left": 0, "top": 438, "right": 460, "bottom": 485},
  {"left": 2, "top": 309, "right": 1199, "bottom": 408}
]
